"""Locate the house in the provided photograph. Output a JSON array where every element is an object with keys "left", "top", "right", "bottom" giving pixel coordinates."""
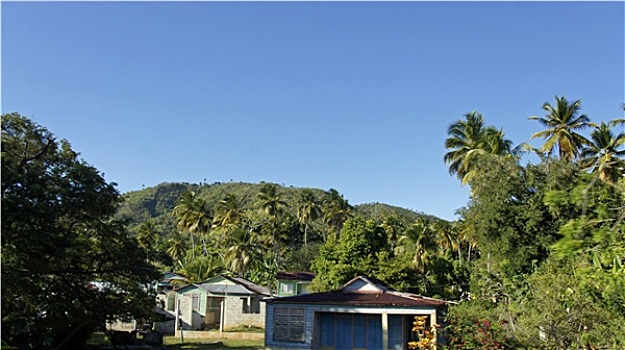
[
  {"left": 174, "top": 275, "right": 270, "bottom": 333},
  {"left": 101, "top": 272, "right": 189, "bottom": 334},
  {"left": 156, "top": 272, "right": 189, "bottom": 312},
  {"left": 276, "top": 271, "right": 315, "bottom": 297},
  {"left": 264, "top": 276, "right": 451, "bottom": 350}
]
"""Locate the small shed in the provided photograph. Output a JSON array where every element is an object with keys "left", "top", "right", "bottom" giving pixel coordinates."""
[
  {"left": 175, "top": 275, "right": 270, "bottom": 332},
  {"left": 276, "top": 271, "right": 315, "bottom": 297},
  {"left": 264, "top": 276, "right": 451, "bottom": 350}
]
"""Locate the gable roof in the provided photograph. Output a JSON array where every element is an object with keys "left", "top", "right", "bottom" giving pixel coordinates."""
[
  {"left": 175, "top": 275, "right": 270, "bottom": 296},
  {"left": 276, "top": 271, "right": 316, "bottom": 282},
  {"left": 267, "top": 275, "right": 449, "bottom": 308}
]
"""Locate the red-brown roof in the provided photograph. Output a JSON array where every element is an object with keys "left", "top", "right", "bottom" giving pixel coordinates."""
[
  {"left": 268, "top": 275, "right": 449, "bottom": 307},
  {"left": 268, "top": 290, "right": 447, "bottom": 307},
  {"left": 276, "top": 271, "right": 316, "bottom": 281}
]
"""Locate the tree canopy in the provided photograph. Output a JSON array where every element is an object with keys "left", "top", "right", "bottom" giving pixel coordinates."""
[{"left": 1, "top": 113, "right": 158, "bottom": 349}]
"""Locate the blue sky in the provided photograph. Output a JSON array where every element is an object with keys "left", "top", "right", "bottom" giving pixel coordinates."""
[{"left": 2, "top": 1, "right": 624, "bottom": 221}]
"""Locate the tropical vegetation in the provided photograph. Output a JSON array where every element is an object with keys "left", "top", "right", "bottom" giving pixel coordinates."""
[{"left": 2, "top": 95, "right": 623, "bottom": 349}]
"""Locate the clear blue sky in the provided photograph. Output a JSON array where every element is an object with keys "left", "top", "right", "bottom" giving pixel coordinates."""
[{"left": 2, "top": 2, "right": 624, "bottom": 221}]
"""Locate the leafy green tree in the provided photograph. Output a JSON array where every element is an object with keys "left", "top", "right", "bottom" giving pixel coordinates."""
[
  {"left": 529, "top": 95, "right": 592, "bottom": 162},
  {"left": 1, "top": 113, "right": 158, "bottom": 349},
  {"left": 579, "top": 119, "right": 625, "bottom": 183},
  {"left": 310, "top": 218, "right": 388, "bottom": 291},
  {"left": 444, "top": 112, "right": 513, "bottom": 185},
  {"left": 296, "top": 189, "right": 322, "bottom": 246}
]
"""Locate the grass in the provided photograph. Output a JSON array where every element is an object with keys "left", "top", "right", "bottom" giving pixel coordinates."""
[{"left": 164, "top": 338, "right": 264, "bottom": 349}]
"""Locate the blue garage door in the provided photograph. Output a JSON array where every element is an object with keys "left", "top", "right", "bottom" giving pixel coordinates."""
[{"left": 318, "top": 313, "right": 382, "bottom": 350}]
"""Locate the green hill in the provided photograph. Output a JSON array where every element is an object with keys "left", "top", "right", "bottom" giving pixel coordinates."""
[{"left": 116, "top": 181, "right": 442, "bottom": 236}]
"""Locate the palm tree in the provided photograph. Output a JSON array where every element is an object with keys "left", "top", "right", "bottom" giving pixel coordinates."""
[
  {"left": 255, "top": 183, "right": 287, "bottom": 274},
  {"left": 137, "top": 219, "right": 157, "bottom": 249},
  {"left": 396, "top": 219, "right": 440, "bottom": 274},
  {"left": 380, "top": 216, "right": 404, "bottom": 251},
  {"left": 529, "top": 96, "right": 592, "bottom": 162},
  {"left": 321, "top": 189, "right": 353, "bottom": 239},
  {"left": 579, "top": 119, "right": 625, "bottom": 183},
  {"left": 223, "top": 227, "right": 262, "bottom": 277},
  {"left": 444, "top": 112, "right": 513, "bottom": 185},
  {"left": 296, "top": 189, "right": 321, "bottom": 246},
  {"left": 166, "top": 231, "right": 187, "bottom": 263},
  {"left": 214, "top": 193, "right": 244, "bottom": 229},
  {"left": 176, "top": 255, "right": 224, "bottom": 283},
  {"left": 172, "top": 191, "right": 212, "bottom": 257}
]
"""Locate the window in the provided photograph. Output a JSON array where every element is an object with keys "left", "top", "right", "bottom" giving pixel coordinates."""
[
  {"left": 191, "top": 294, "right": 200, "bottom": 311},
  {"left": 280, "top": 282, "right": 294, "bottom": 294},
  {"left": 273, "top": 307, "right": 305, "bottom": 342},
  {"left": 241, "top": 297, "right": 261, "bottom": 314},
  {"left": 166, "top": 292, "right": 176, "bottom": 311}
]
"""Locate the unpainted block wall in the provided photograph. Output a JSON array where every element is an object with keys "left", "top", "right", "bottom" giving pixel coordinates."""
[{"left": 223, "top": 296, "right": 266, "bottom": 328}]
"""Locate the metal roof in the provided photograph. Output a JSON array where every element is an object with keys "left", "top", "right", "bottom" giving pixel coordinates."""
[{"left": 266, "top": 275, "right": 449, "bottom": 308}]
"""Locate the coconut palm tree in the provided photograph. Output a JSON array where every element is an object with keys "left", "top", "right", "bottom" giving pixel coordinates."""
[
  {"left": 255, "top": 183, "right": 287, "bottom": 273},
  {"left": 579, "top": 119, "right": 625, "bottom": 183},
  {"left": 396, "top": 219, "right": 440, "bottom": 274},
  {"left": 296, "top": 189, "right": 321, "bottom": 246},
  {"left": 224, "top": 227, "right": 262, "bottom": 277},
  {"left": 136, "top": 219, "right": 158, "bottom": 249},
  {"left": 321, "top": 189, "right": 353, "bottom": 239},
  {"left": 529, "top": 96, "right": 592, "bottom": 162},
  {"left": 166, "top": 231, "right": 187, "bottom": 263},
  {"left": 444, "top": 112, "right": 513, "bottom": 185},
  {"left": 172, "top": 191, "right": 212, "bottom": 257},
  {"left": 214, "top": 193, "right": 244, "bottom": 229}
]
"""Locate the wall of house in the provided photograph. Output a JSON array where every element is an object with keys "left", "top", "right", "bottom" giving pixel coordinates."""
[
  {"left": 178, "top": 290, "right": 206, "bottom": 330},
  {"left": 223, "top": 295, "right": 266, "bottom": 329},
  {"left": 264, "top": 303, "right": 442, "bottom": 350},
  {"left": 265, "top": 303, "right": 315, "bottom": 350}
]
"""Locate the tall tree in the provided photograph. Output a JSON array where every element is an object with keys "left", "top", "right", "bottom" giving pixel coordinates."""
[
  {"left": 579, "top": 119, "right": 625, "bottom": 183},
  {"left": 255, "top": 183, "right": 287, "bottom": 276},
  {"left": 224, "top": 226, "right": 263, "bottom": 277},
  {"left": 172, "top": 191, "right": 212, "bottom": 257},
  {"left": 321, "top": 189, "right": 353, "bottom": 238},
  {"left": 1, "top": 113, "right": 158, "bottom": 349},
  {"left": 296, "top": 189, "right": 322, "bottom": 246},
  {"left": 444, "top": 111, "right": 513, "bottom": 185},
  {"left": 166, "top": 231, "right": 187, "bottom": 263},
  {"left": 529, "top": 95, "right": 592, "bottom": 162},
  {"left": 396, "top": 219, "right": 440, "bottom": 274},
  {"left": 213, "top": 193, "right": 245, "bottom": 229},
  {"left": 137, "top": 218, "right": 158, "bottom": 248}
]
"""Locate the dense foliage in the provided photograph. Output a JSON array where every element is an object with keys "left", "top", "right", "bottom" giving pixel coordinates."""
[
  {"left": 3, "top": 95, "right": 622, "bottom": 349},
  {"left": 1, "top": 113, "right": 159, "bottom": 349},
  {"left": 441, "top": 96, "right": 625, "bottom": 349}
]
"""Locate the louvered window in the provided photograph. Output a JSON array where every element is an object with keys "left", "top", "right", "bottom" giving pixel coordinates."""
[{"left": 273, "top": 307, "right": 305, "bottom": 342}]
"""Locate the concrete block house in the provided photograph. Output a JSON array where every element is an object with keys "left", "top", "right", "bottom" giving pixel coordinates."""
[
  {"left": 174, "top": 275, "right": 270, "bottom": 332},
  {"left": 264, "top": 276, "right": 451, "bottom": 350}
]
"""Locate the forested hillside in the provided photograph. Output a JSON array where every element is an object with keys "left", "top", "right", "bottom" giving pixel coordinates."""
[
  {"left": 3, "top": 96, "right": 624, "bottom": 349},
  {"left": 116, "top": 181, "right": 448, "bottom": 294}
]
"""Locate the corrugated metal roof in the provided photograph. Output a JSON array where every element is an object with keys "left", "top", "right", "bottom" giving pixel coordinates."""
[
  {"left": 267, "top": 291, "right": 447, "bottom": 307},
  {"left": 266, "top": 275, "right": 449, "bottom": 307},
  {"left": 276, "top": 271, "right": 316, "bottom": 281},
  {"left": 198, "top": 283, "right": 255, "bottom": 295}
]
